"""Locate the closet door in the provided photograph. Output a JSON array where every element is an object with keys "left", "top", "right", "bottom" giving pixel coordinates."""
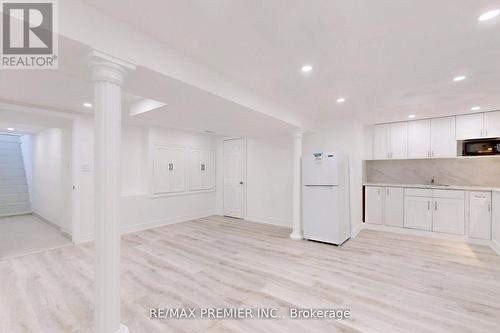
[
  {"left": 167, "top": 148, "right": 186, "bottom": 193},
  {"left": 152, "top": 147, "right": 170, "bottom": 194},
  {"left": 189, "top": 150, "right": 203, "bottom": 191}
]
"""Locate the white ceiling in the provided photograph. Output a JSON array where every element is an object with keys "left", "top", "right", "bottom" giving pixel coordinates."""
[
  {"left": 82, "top": 0, "right": 500, "bottom": 124},
  {"left": 0, "top": 36, "right": 295, "bottom": 138}
]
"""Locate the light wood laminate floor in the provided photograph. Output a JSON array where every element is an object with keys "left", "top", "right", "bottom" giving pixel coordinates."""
[
  {"left": 1, "top": 216, "right": 500, "bottom": 332},
  {"left": 0, "top": 214, "right": 71, "bottom": 260}
]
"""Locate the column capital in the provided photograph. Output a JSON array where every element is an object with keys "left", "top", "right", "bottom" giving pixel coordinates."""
[
  {"left": 293, "top": 128, "right": 305, "bottom": 139},
  {"left": 88, "top": 50, "right": 136, "bottom": 85}
]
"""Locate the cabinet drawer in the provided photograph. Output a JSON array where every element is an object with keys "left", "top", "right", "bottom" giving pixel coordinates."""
[
  {"left": 405, "top": 188, "right": 433, "bottom": 197},
  {"left": 433, "top": 190, "right": 464, "bottom": 199}
]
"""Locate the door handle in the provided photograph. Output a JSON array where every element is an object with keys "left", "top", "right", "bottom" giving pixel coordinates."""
[{"left": 239, "top": 181, "right": 244, "bottom": 185}]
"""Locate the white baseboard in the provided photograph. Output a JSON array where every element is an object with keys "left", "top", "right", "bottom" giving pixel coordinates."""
[
  {"left": 0, "top": 211, "right": 32, "bottom": 218},
  {"left": 351, "top": 222, "right": 364, "bottom": 238},
  {"left": 491, "top": 239, "right": 500, "bottom": 255},
  {"left": 77, "top": 210, "right": 216, "bottom": 244},
  {"left": 363, "top": 223, "right": 494, "bottom": 249},
  {"left": 245, "top": 215, "right": 292, "bottom": 228},
  {"left": 121, "top": 210, "right": 216, "bottom": 235}
]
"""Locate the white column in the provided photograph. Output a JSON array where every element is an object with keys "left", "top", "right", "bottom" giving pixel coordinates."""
[
  {"left": 89, "top": 51, "right": 134, "bottom": 333},
  {"left": 290, "top": 129, "right": 304, "bottom": 240}
]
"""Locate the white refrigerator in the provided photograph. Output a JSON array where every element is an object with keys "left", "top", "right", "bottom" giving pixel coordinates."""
[{"left": 302, "top": 152, "right": 351, "bottom": 245}]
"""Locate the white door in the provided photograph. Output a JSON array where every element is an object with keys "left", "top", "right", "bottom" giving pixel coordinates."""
[
  {"left": 404, "top": 196, "right": 432, "bottom": 230},
  {"left": 365, "top": 186, "right": 383, "bottom": 224},
  {"left": 483, "top": 111, "right": 500, "bottom": 138},
  {"left": 223, "top": 138, "right": 245, "bottom": 218},
  {"left": 373, "top": 124, "right": 390, "bottom": 160},
  {"left": 431, "top": 117, "right": 456, "bottom": 158},
  {"left": 407, "top": 120, "right": 431, "bottom": 159},
  {"left": 456, "top": 113, "right": 484, "bottom": 140},
  {"left": 432, "top": 198, "right": 465, "bottom": 235},
  {"left": 384, "top": 187, "right": 404, "bottom": 227},
  {"left": 389, "top": 122, "right": 408, "bottom": 159},
  {"left": 469, "top": 192, "right": 492, "bottom": 240}
]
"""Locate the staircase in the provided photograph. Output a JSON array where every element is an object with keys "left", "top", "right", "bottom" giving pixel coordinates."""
[{"left": 0, "top": 134, "right": 31, "bottom": 217}]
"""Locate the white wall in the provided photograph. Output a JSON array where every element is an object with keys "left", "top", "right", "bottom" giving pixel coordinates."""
[
  {"left": 25, "top": 128, "right": 72, "bottom": 233},
  {"left": 72, "top": 117, "right": 218, "bottom": 242},
  {"left": 215, "top": 136, "right": 294, "bottom": 228},
  {"left": 303, "top": 117, "right": 366, "bottom": 234},
  {"left": 246, "top": 138, "right": 293, "bottom": 227}
]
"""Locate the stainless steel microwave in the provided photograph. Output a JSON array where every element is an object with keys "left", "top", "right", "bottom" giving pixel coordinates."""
[{"left": 463, "top": 139, "right": 500, "bottom": 156}]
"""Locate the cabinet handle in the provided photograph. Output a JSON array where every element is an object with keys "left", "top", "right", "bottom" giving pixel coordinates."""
[
  {"left": 378, "top": 188, "right": 381, "bottom": 195},
  {"left": 435, "top": 202, "right": 438, "bottom": 211},
  {"left": 427, "top": 201, "right": 430, "bottom": 210},
  {"left": 387, "top": 188, "right": 390, "bottom": 196},
  {"left": 488, "top": 203, "right": 491, "bottom": 212},
  {"left": 431, "top": 151, "right": 434, "bottom": 158}
]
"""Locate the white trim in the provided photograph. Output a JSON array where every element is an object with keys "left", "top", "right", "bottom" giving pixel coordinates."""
[
  {"left": 351, "top": 222, "right": 364, "bottom": 238},
  {"left": 363, "top": 223, "right": 494, "bottom": 248},
  {"left": 0, "top": 211, "right": 32, "bottom": 218},
  {"left": 491, "top": 239, "right": 500, "bottom": 255},
  {"left": 76, "top": 211, "right": 216, "bottom": 244},
  {"left": 245, "top": 215, "right": 291, "bottom": 228}
]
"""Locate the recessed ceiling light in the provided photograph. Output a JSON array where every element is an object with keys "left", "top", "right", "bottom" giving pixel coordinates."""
[
  {"left": 479, "top": 9, "right": 500, "bottom": 22},
  {"left": 7, "top": 127, "right": 15, "bottom": 131},
  {"left": 301, "top": 65, "right": 313, "bottom": 72},
  {"left": 453, "top": 75, "right": 466, "bottom": 82},
  {"left": 83, "top": 102, "right": 93, "bottom": 108},
  {"left": 408, "top": 115, "right": 416, "bottom": 119},
  {"left": 336, "top": 98, "right": 346, "bottom": 103},
  {"left": 471, "top": 106, "right": 481, "bottom": 111}
]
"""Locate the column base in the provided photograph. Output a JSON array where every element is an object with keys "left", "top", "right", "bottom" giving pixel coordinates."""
[
  {"left": 290, "top": 232, "right": 303, "bottom": 241},
  {"left": 116, "top": 324, "right": 129, "bottom": 333}
]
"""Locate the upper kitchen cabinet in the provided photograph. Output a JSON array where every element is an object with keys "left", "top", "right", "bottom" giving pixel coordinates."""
[
  {"left": 456, "top": 113, "right": 484, "bottom": 140},
  {"left": 408, "top": 120, "right": 431, "bottom": 158},
  {"left": 373, "top": 122, "right": 407, "bottom": 160},
  {"left": 484, "top": 111, "right": 500, "bottom": 138},
  {"left": 390, "top": 122, "right": 408, "bottom": 159},
  {"left": 373, "top": 124, "right": 390, "bottom": 160},
  {"left": 430, "top": 117, "right": 456, "bottom": 158},
  {"left": 456, "top": 111, "right": 500, "bottom": 140}
]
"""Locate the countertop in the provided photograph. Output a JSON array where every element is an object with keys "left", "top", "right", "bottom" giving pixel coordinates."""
[{"left": 363, "top": 182, "right": 500, "bottom": 192}]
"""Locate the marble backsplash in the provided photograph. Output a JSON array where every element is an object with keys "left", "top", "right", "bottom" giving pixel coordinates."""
[{"left": 365, "top": 157, "right": 500, "bottom": 187}]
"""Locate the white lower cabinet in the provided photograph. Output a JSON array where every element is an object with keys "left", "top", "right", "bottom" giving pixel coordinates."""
[
  {"left": 365, "top": 187, "right": 383, "bottom": 225},
  {"left": 365, "top": 186, "right": 404, "bottom": 226},
  {"left": 432, "top": 192, "right": 465, "bottom": 235},
  {"left": 404, "top": 195, "right": 433, "bottom": 231},
  {"left": 468, "top": 191, "right": 492, "bottom": 240},
  {"left": 384, "top": 187, "right": 404, "bottom": 227},
  {"left": 366, "top": 186, "right": 493, "bottom": 240},
  {"left": 404, "top": 189, "right": 465, "bottom": 233}
]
